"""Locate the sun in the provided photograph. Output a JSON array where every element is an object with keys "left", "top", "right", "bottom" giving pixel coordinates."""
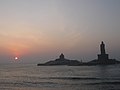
[{"left": 15, "top": 57, "right": 18, "bottom": 60}]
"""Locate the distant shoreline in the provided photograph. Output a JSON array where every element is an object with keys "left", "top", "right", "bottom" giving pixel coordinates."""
[{"left": 37, "top": 56, "right": 120, "bottom": 66}]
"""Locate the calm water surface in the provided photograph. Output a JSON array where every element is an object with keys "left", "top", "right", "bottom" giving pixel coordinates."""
[{"left": 0, "top": 64, "right": 120, "bottom": 90}]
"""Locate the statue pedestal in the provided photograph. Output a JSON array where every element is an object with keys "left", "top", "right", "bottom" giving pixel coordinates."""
[{"left": 98, "top": 54, "right": 109, "bottom": 61}]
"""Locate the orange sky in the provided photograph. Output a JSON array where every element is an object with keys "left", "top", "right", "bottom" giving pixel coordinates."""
[{"left": 0, "top": 0, "right": 120, "bottom": 63}]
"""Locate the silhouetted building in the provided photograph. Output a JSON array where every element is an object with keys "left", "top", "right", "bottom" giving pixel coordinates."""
[
  {"left": 88, "top": 41, "right": 120, "bottom": 65},
  {"left": 37, "top": 41, "right": 120, "bottom": 66},
  {"left": 59, "top": 53, "right": 65, "bottom": 60},
  {"left": 98, "top": 41, "right": 109, "bottom": 61},
  {"left": 37, "top": 53, "right": 82, "bottom": 66}
]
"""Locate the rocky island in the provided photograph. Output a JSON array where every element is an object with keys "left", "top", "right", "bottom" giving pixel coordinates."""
[
  {"left": 37, "top": 53, "right": 83, "bottom": 66},
  {"left": 37, "top": 41, "right": 120, "bottom": 66}
]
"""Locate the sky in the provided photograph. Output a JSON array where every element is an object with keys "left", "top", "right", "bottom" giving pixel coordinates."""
[{"left": 0, "top": 0, "right": 120, "bottom": 63}]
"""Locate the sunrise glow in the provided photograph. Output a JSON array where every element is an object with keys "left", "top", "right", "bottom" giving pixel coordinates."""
[
  {"left": 15, "top": 57, "right": 18, "bottom": 60},
  {"left": 0, "top": 0, "right": 120, "bottom": 63}
]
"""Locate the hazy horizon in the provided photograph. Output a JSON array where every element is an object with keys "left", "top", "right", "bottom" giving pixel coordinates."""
[{"left": 0, "top": 0, "right": 120, "bottom": 63}]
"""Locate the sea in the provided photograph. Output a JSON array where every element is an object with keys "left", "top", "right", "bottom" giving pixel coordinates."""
[{"left": 0, "top": 64, "right": 120, "bottom": 90}]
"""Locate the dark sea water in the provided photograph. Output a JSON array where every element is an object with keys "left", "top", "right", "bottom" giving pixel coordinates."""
[{"left": 0, "top": 64, "right": 120, "bottom": 90}]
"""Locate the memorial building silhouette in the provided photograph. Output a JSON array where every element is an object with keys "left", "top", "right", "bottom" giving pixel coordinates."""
[
  {"left": 37, "top": 41, "right": 120, "bottom": 66},
  {"left": 98, "top": 41, "right": 109, "bottom": 62}
]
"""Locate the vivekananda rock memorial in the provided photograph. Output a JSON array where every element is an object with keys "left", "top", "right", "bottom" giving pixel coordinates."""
[{"left": 37, "top": 41, "right": 120, "bottom": 66}]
